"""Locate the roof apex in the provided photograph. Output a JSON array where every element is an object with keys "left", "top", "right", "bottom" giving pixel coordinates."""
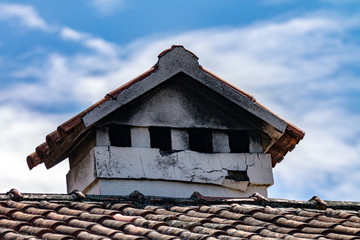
[
  {"left": 154, "top": 45, "right": 200, "bottom": 75},
  {"left": 157, "top": 45, "right": 199, "bottom": 59}
]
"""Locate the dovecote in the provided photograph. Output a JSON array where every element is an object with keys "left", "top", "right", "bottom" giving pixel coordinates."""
[{"left": 28, "top": 46, "right": 304, "bottom": 198}]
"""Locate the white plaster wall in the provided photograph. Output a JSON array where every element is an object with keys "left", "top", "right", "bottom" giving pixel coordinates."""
[
  {"left": 96, "top": 127, "right": 110, "bottom": 146},
  {"left": 94, "top": 146, "right": 273, "bottom": 189},
  {"left": 94, "top": 179, "right": 268, "bottom": 198},
  {"left": 67, "top": 146, "right": 273, "bottom": 197},
  {"left": 84, "top": 180, "right": 101, "bottom": 194},
  {"left": 102, "top": 80, "right": 256, "bottom": 131},
  {"left": 66, "top": 149, "right": 96, "bottom": 193},
  {"left": 212, "top": 131, "right": 230, "bottom": 153},
  {"left": 249, "top": 133, "right": 263, "bottom": 153},
  {"left": 171, "top": 129, "right": 189, "bottom": 150},
  {"left": 247, "top": 151, "right": 274, "bottom": 185},
  {"left": 131, "top": 127, "right": 150, "bottom": 147}
]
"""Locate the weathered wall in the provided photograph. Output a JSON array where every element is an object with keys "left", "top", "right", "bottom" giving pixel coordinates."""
[
  {"left": 95, "top": 179, "right": 268, "bottom": 198},
  {"left": 103, "top": 75, "right": 258, "bottom": 131},
  {"left": 67, "top": 146, "right": 273, "bottom": 197}
]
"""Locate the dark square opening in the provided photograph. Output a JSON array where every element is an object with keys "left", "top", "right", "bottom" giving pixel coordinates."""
[
  {"left": 149, "top": 127, "right": 171, "bottom": 150},
  {"left": 229, "top": 131, "right": 249, "bottom": 153},
  {"left": 226, "top": 170, "right": 249, "bottom": 181},
  {"left": 189, "top": 128, "right": 212, "bottom": 153},
  {"left": 109, "top": 125, "right": 131, "bottom": 147}
]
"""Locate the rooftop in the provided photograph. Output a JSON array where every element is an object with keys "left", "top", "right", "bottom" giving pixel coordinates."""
[{"left": 1, "top": 190, "right": 360, "bottom": 240}]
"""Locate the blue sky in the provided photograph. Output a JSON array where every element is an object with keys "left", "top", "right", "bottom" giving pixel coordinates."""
[{"left": 0, "top": 0, "right": 360, "bottom": 200}]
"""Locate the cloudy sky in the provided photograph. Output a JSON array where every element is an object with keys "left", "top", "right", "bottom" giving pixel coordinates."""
[{"left": 0, "top": 0, "right": 359, "bottom": 201}]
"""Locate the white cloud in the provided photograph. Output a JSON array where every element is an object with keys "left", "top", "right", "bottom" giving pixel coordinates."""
[
  {"left": 0, "top": 3, "right": 51, "bottom": 31},
  {"left": 60, "top": 27, "right": 119, "bottom": 56},
  {"left": 90, "top": 0, "right": 126, "bottom": 15},
  {"left": 1, "top": 12, "right": 360, "bottom": 201},
  {"left": 60, "top": 27, "right": 88, "bottom": 41},
  {"left": 0, "top": 104, "right": 69, "bottom": 193}
]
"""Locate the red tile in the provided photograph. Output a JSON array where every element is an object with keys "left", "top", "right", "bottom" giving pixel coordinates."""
[
  {"left": 133, "top": 218, "right": 168, "bottom": 229},
  {"left": 79, "top": 212, "right": 112, "bottom": 223},
  {"left": 68, "top": 219, "right": 96, "bottom": 229},
  {"left": 113, "top": 213, "right": 142, "bottom": 223},
  {"left": 185, "top": 210, "right": 215, "bottom": 219},
  {"left": 121, "top": 207, "right": 154, "bottom": 217},
  {"left": 167, "top": 220, "right": 201, "bottom": 230},
  {"left": 53, "top": 224, "right": 84, "bottom": 236},
  {"left": 41, "top": 232, "right": 76, "bottom": 240},
  {"left": 0, "top": 219, "right": 28, "bottom": 231},
  {"left": 46, "top": 212, "right": 77, "bottom": 223},
  {"left": 274, "top": 217, "right": 308, "bottom": 228},
  {"left": 123, "top": 224, "right": 152, "bottom": 236},
  {"left": 10, "top": 212, "right": 42, "bottom": 223},
  {"left": 58, "top": 207, "right": 84, "bottom": 217},
  {"left": 88, "top": 224, "right": 117, "bottom": 236},
  {"left": 226, "top": 228, "right": 255, "bottom": 238},
  {"left": 101, "top": 219, "right": 129, "bottom": 230},
  {"left": 178, "top": 215, "right": 211, "bottom": 224},
  {"left": 32, "top": 218, "right": 64, "bottom": 229},
  {"left": 156, "top": 225, "right": 187, "bottom": 236},
  {"left": 18, "top": 225, "right": 53, "bottom": 237}
]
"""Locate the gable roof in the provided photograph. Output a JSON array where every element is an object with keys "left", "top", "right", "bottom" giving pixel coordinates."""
[
  {"left": 1, "top": 190, "right": 360, "bottom": 240},
  {"left": 27, "top": 45, "right": 305, "bottom": 170}
]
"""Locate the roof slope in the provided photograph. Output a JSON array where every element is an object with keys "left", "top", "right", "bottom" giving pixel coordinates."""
[
  {"left": 27, "top": 45, "right": 304, "bottom": 170},
  {"left": 1, "top": 191, "right": 360, "bottom": 240}
]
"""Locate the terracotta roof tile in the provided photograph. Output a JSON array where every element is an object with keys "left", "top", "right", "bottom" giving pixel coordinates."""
[
  {"left": 25, "top": 207, "right": 52, "bottom": 216},
  {"left": 87, "top": 224, "right": 117, "bottom": 236},
  {"left": 122, "top": 207, "right": 155, "bottom": 217},
  {"left": 79, "top": 212, "right": 112, "bottom": 223},
  {"left": 1, "top": 193, "right": 360, "bottom": 239},
  {"left": 226, "top": 228, "right": 255, "bottom": 238},
  {"left": 122, "top": 224, "right": 152, "bottom": 236},
  {"left": 46, "top": 212, "right": 77, "bottom": 223},
  {"left": 145, "top": 214, "right": 177, "bottom": 222},
  {"left": 68, "top": 218, "right": 96, "bottom": 229},
  {"left": 101, "top": 219, "right": 129, "bottom": 230},
  {"left": 274, "top": 217, "right": 308, "bottom": 228},
  {"left": 178, "top": 215, "right": 212, "bottom": 224},
  {"left": 32, "top": 218, "right": 64, "bottom": 229},
  {"left": 0, "top": 229, "right": 39, "bottom": 240},
  {"left": 58, "top": 207, "right": 84, "bottom": 217},
  {"left": 0, "top": 219, "right": 28, "bottom": 231},
  {"left": 235, "top": 224, "right": 264, "bottom": 233},
  {"left": 186, "top": 210, "right": 216, "bottom": 219},
  {"left": 210, "top": 217, "right": 241, "bottom": 225},
  {"left": 156, "top": 225, "right": 187, "bottom": 236},
  {"left": 113, "top": 213, "right": 142, "bottom": 223},
  {"left": 41, "top": 232, "right": 75, "bottom": 240},
  {"left": 132, "top": 218, "right": 168, "bottom": 229},
  {"left": 18, "top": 225, "right": 54, "bottom": 237},
  {"left": 53, "top": 224, "right": 84, "bottom": 236},
  {"left": 11, "top": 211, "right": 42, "bottom": 223},
  {"left": 75, "top": 230, "right": 111, "bottom": 240},
  {"left": 110, "top": 232, "right": 147, "bottom": 240}
]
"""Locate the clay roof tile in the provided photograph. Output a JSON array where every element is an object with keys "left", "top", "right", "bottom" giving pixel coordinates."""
[{"left": 2, "top": 195, "right": 360, "bottom": 240}]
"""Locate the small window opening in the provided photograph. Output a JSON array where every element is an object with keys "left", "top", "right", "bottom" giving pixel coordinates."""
[
  {"left": 109, "top": 125, "right": 131, "bottom": 147},
  {"left": 226, "top": 170, "right": 249, "bottom": 181},
  {"left": 229, "top": 131, "right": 249, "bottom": 153},
  {"left": 149, "top": 127, "right": 171, "bottom": 150},
  {"left": 189, "top": 129, "right": 212, "bottom": 153}
]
